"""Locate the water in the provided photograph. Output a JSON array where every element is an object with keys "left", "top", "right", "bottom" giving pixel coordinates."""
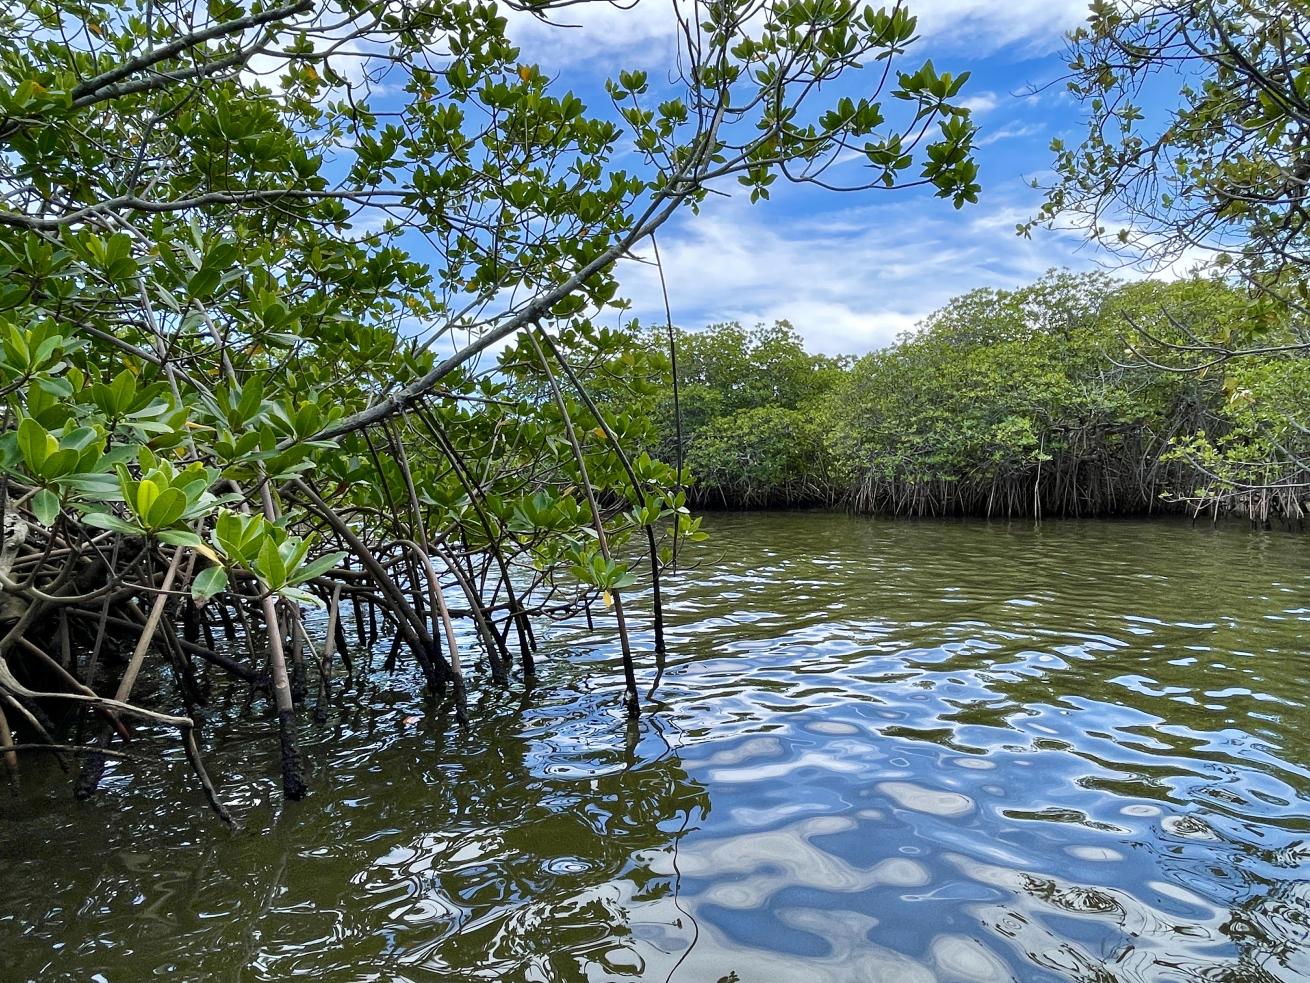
[{"left": 4, "top": 513, "right": 1310, "bottom": 982}]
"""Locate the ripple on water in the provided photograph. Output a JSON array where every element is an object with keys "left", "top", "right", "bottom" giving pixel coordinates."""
[
  {"left": 929, "top": 934, "right": 1013, "bottom": 983},
  {"left": 804, "top": 720, "right": 863, "bottom": 735},
  {"left": 876, "top": 781, "right": 976, "bottom": 817},
  {"left": 5, "top": 514, "right": 1310, "bottom": 983},
  {"left": 1064, "top": 844, "right": 1125, "bottom": 862}
]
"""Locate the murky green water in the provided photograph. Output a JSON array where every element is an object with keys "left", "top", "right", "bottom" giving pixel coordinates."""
[{"left": 4, "top": 513, "right": 1310, "bottom": 982}]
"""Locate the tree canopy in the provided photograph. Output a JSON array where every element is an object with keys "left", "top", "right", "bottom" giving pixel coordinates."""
[
  {"left": 1021, "top": 0, "right": 1310, "bottom": 505},
  {"left": 642, "top": 271, "right": 1310, "bottom": 522},
  {"left": 0, "top": 0, "right": 984, "bottom": 811},
  {"left": 1026, "top": 0, "right": 1310, "bottom": 337}
]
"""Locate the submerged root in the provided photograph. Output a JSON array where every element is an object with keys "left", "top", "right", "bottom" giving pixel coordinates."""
[{"left": 277, "top": 709, "right": 307, "bottom": 802}]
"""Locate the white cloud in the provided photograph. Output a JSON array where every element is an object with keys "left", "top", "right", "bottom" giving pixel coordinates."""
[
  {"left": 910, "top": 0, "right": 1089, "bottom": 54},
  {"left": 1154, "top": 245, "right": 1218, "bottom": 282},
  {"left": 960, "top": 90, "right": 1000, "bottom": 114},
  {"left": 615, "top": 189, "right": 1099, "bottom": 354},
  {"left": 506, "top": 0, "right": 681, "bottom": 69},
  {"left": 977, "top": 121, "right": 1044, "bottom": 145},
  {"left": 446, "top": 2, "right": 1098, "bottom": 356},
  {"left": 507, "top": 0, "right": 1090, "bottom": 68}
]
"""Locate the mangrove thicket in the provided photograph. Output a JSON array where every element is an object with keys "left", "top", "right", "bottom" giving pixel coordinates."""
[{"left": 0, "top": 0, "right": 985, "bottom": 814}]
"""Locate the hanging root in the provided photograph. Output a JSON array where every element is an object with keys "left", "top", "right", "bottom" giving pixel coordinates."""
[
  {"left": 277, "top": 709, "right": 307, "bottom": 801},
  {"left": 0, "top": 324, "right": 679, "bottom": 816}
]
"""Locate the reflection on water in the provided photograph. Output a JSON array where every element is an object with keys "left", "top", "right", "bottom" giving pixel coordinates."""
[{"left": 4, "top": 513, "right": 1310, "bottom": 981}]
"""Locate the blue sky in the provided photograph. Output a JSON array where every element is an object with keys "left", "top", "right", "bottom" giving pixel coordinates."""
[{"left": 506, "top": 0, "right": 1110, "bottom": 354}]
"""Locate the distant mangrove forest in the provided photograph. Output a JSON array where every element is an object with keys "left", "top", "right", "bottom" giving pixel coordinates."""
[{"left": 650, "top": 271, "right": 1310, "bottom": 523}]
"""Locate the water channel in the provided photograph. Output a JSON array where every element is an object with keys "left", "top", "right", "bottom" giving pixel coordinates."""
[{"left": 4, "top": 513, "right": 1308, "bottom": 981}]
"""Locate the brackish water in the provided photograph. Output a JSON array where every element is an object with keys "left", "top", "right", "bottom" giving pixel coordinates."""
[{"left": 4, "top": 513, "right": 1310, "bottom": 982}]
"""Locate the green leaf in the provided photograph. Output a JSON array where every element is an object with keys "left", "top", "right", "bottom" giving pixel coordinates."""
[
  {"left": 110, "top": 369, "right": 137, "bottom": 415},
  {"left": 214, "top": 510, "right": 243, "bottom": 557},
  {"left": 58, "top": 474, "right": 119, "bottom": 497},
  {"left": 156, "top": 528, "right": 203, "bottom": 548},
  {"left": 36, "top": 447, "right": 78, "bottom": 481},
  {"left": 31, "top": 488, "right": 60, "bottom": 526},
  {"left": 279, "top": 535, "right": 312, "bottom": 575},
  {"left": 277, "top": 585, "right": 323, "bottom": 607},
  {"left": 18, "top": 417, "right": 50, "bottom": 471},
  {"left": 81, "top": 511, "right": 144, "bottom": 535},
  {"left": 257, "top": 534, "right": 286, "bottom": 589},
  {"left": 187, "top": 265, "right": 223, "bottom": 299},
  {"left": 134, "top": 478, "right": 161, "bottom": 522},
  {"left": 146, "top": 486, "right": 187, "bottom": 529},
  {"left": 190, "top": 565, "right": 229, "bottom": 605},
  {"left": 289, "top": 550, "right": 347, "bottom": 584}
]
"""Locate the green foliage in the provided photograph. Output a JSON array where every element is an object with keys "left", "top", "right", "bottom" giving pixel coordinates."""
[
  {"left": 831, "top": 272, "right": 1216, "bottom": 515},
  {"left": 0, "top": 0, "right": 981, "bottom": 621},
  {"left": 648, "top": 320, "right": 847, "bottom": 505},
  {"left": 687, "top": 405, "right": 837, "bottom": 507},
  {"left": 1027, "top": 0, "right": 1310, "bottom": 324},
  {"left": 1166, "top": 350, "right": 1310, "bottom": 519},
  {"left": 1020, "top": 0, "right": 1310, "bottom": 521},
  {"left": 669, "top": 320, "right": 849, "bottom": 422},
  {"left": 644, "top": 272, "right": 1308, "bottom": 520},
  {"left": 0, "top": 0, "right": 992, "bottom": 805}
]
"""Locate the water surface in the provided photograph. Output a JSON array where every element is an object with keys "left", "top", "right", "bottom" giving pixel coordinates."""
[{"left": 4, "top": 513, "right": 1310, "bottom": 981}]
